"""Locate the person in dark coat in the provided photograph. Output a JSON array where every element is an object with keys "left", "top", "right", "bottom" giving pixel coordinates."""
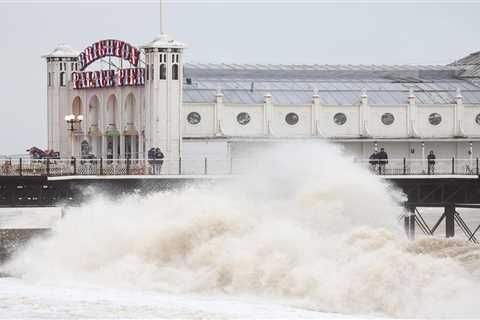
[
  {"left": 377, "top": 148, "right": 388, "bottom": 174},
  {"left": 154, "top": 148, "right": 164, "bottom": 174},
  {"left": 427, "top": 150, "right": 436, "bottom": 175},
  {"left": 147, "top": 147, "right": 156, "bottom": 174}
]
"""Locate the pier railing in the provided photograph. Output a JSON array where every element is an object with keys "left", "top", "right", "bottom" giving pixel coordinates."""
[
  {"left": 355, "top": 158, "right": 479, "bottom": 176},
  {"left": 0, "top": 157, "right": 479, "bottom": 177},
  {"left": 0, "top": 158, "right": 243, "bottom": 177}
]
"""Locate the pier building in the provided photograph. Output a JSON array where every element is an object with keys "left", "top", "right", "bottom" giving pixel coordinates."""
[{"left": 44, "top": 35, "right": 480, "bottom": 171}]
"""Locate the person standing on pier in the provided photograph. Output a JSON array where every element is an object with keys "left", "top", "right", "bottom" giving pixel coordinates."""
[
  {"left": 377, "top": 148, "right": 388, "bottom": 174},
  {"left": 369, "top": 151, "right": 379, "bottom": 172},
  {"left": 148, "top": 147, "right": 155, "bottom": 174},
  {"left": 427, "top": 150, "right": 436, "bottom": 175},
  {"left": 155, "top": 148, "right": 164, "bottom": 175},
  {"left": 148, "top": 147, "right": 164, "bottom": 175}
]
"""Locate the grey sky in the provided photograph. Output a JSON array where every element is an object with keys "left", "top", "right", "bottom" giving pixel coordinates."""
[{"left": 0, "top": 1, "right": 479, "bottom": 154}]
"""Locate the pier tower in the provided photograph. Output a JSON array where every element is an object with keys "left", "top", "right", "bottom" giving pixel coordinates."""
[
  {"left": 142, "top": 34, "right": 185, "bottom": 173},
  {"left": 43, "top": 45, "right": 79, "bottom": 155}
]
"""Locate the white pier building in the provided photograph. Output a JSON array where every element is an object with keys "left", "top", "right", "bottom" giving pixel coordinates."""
[{"left": 44, "top": 34, "right": 480, "bottom": 172}]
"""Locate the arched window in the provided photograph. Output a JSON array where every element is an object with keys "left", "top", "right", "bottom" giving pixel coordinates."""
[
  {"left": 48, "top": 72, "right": 51, "bottom": 87},
  {"left": 160, "top": 64, "right": 166, "bottom": 80},
  {"left": 106, "top": 95, "right": 117, "bottom": 126},
  {"left": 60, "top": 72, "right": 66, "bottom": 87},
  {"left": 88, "top": 95, "right": 99, "bottom": 126},
  {"left": 172, "top": 64, "right": 179, "bottom": 80},
  {"left": 150, "top": 64, "right": 154, "bottom": 80},
  {"left": 125, "top": 93, "right": 136, "bottom": 127},
  {"left": 72, "top": 96, "right": 82, "bottom": 116}
]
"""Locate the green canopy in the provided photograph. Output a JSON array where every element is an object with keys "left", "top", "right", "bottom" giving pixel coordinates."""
[{"left": 105, "top": 129, "right": 120, "bottom": 138}]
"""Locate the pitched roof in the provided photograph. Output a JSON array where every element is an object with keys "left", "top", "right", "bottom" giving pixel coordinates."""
[
  {"left": 451, "top": 51, "right": 480, "bottom": 66},
  {"left": 183, "top": 63, "right": 480, "bottom": 105},
  {"left": 449, "top": 51, "right": 480, "bottom": 78}
]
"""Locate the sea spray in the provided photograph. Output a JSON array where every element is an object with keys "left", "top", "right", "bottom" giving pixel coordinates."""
[{"left": 3, "top": 142, "right": 480, "bottom": 317}]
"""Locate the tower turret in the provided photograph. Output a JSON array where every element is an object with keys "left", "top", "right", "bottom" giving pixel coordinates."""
[
  {"left": 141, "top": 34, "right": 185, "bottom": 173},
  {"left": 43, "top": 44, "right": 79, "bottom": 155}
]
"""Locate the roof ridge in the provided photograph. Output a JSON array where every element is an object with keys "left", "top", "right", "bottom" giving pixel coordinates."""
[{"left": 184, "top": 62, "right": 456, "bottom": 71}]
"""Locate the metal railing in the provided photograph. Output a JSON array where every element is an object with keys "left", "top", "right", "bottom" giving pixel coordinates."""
[
  {"left": 355, "top": 158, "right": 480, "bottom": 176},
  {"left": 0, "top": 157, "right": 241, "bottom": 177},
  {"left": 0, "top": 157, "right": 479, "bottom": 177}
]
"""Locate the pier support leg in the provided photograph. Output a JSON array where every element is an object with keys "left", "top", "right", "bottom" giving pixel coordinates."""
[
  {"left": 445, "top": 205, "right": 455, "bottom": 238},
  {"left": 404, "top": 205, "right": 416, "bottom": 240}
]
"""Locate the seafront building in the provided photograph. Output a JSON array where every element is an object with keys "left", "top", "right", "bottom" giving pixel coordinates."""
[{"left": 44, "top": 34, "right": 480, "bottom": 173}]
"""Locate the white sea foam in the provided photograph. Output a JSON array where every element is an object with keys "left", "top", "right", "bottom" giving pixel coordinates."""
[{"left": 2, "top": 142, "right": 480, "bottom": 317}]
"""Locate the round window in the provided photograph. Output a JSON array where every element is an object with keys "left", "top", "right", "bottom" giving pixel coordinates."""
[
  {"left": 237, "top": 112, "right": 251, "bottom": 125},
  {"left": 428, "top": 113, "right": 442, "bottom": 126},
  {"left": 187, "top": 112, "right": 201, "bottom": 125},
  {"left": 476, "top": 114, "right": 480, "bottom": 125},
  {"left": 333, "top": 113, "right": 347, "bottom": 125},
  {"left": 381, "top": 113, "right": 395, "bottom": 125},
  {"left": 285, "top": 112, "right": 299, "bottom": 125}
]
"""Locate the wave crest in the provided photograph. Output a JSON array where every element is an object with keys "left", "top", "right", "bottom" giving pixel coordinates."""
[{"left": 3, "top": 142, "right": 480, "bottom": 317}]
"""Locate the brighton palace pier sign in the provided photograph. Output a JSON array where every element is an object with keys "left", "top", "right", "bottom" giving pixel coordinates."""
[{"left": 73, "top": 39, "right": 145, "bottom": 89}]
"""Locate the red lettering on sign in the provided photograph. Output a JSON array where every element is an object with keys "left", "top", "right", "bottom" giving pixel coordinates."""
[
  {"left": 78, "top": 39, "right": 141, "bottom": 71},
  {"left": 73, "top": 68, "right": 144, "bottom": 89}
]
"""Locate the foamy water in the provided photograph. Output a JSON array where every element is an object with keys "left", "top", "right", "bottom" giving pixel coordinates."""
[{"left": 2, "top": 142, "right": 480, "bottom": 318}]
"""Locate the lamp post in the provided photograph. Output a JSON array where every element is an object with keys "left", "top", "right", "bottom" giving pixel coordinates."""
[{"left": 65, "top": 114, "right": 83, "bottom": 157}]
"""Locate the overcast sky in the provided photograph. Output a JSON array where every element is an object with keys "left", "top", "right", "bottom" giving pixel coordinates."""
[{"left": 1, "top": 1, "right": 479, "bottom": 155}]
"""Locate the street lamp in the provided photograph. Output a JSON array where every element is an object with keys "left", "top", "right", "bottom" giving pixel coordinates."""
[{"left": 65, "top": 114, "right": 83, "bottom": 157}]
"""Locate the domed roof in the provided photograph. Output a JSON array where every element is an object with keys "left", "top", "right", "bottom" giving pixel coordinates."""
[
  {"left": 43, "top": 44, "right": 79, "bottom": 58},
  {"left": 141, "top": 34, "right": 186, "bottom": 49}
]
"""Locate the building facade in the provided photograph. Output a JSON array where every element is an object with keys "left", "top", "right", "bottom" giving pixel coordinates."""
[{"left": 44, "top": 34, "right": 480, "bottom": 169}]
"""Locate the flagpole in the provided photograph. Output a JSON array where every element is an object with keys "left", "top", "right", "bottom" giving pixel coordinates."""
[{"left": 160, "top": 0, "right": 164, "bottom": 35}]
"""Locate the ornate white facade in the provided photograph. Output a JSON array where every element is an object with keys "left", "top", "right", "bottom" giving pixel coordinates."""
[{"left": 44, "top": 35, "right": 480, "bottom": 164}]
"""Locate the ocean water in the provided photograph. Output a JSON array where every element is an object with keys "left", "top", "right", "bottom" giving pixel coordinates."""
[{"left": 1, "top": 142, "right": 480, "bottom": 318}]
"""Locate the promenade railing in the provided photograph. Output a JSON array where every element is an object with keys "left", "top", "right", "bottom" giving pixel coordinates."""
[{"left": 0, "top": 157, "right": 479, "bottom": 177}]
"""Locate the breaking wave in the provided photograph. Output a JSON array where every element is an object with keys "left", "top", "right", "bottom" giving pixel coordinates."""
[{"left": 2, "top": 142, "right": 480, "bottom": 317}]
